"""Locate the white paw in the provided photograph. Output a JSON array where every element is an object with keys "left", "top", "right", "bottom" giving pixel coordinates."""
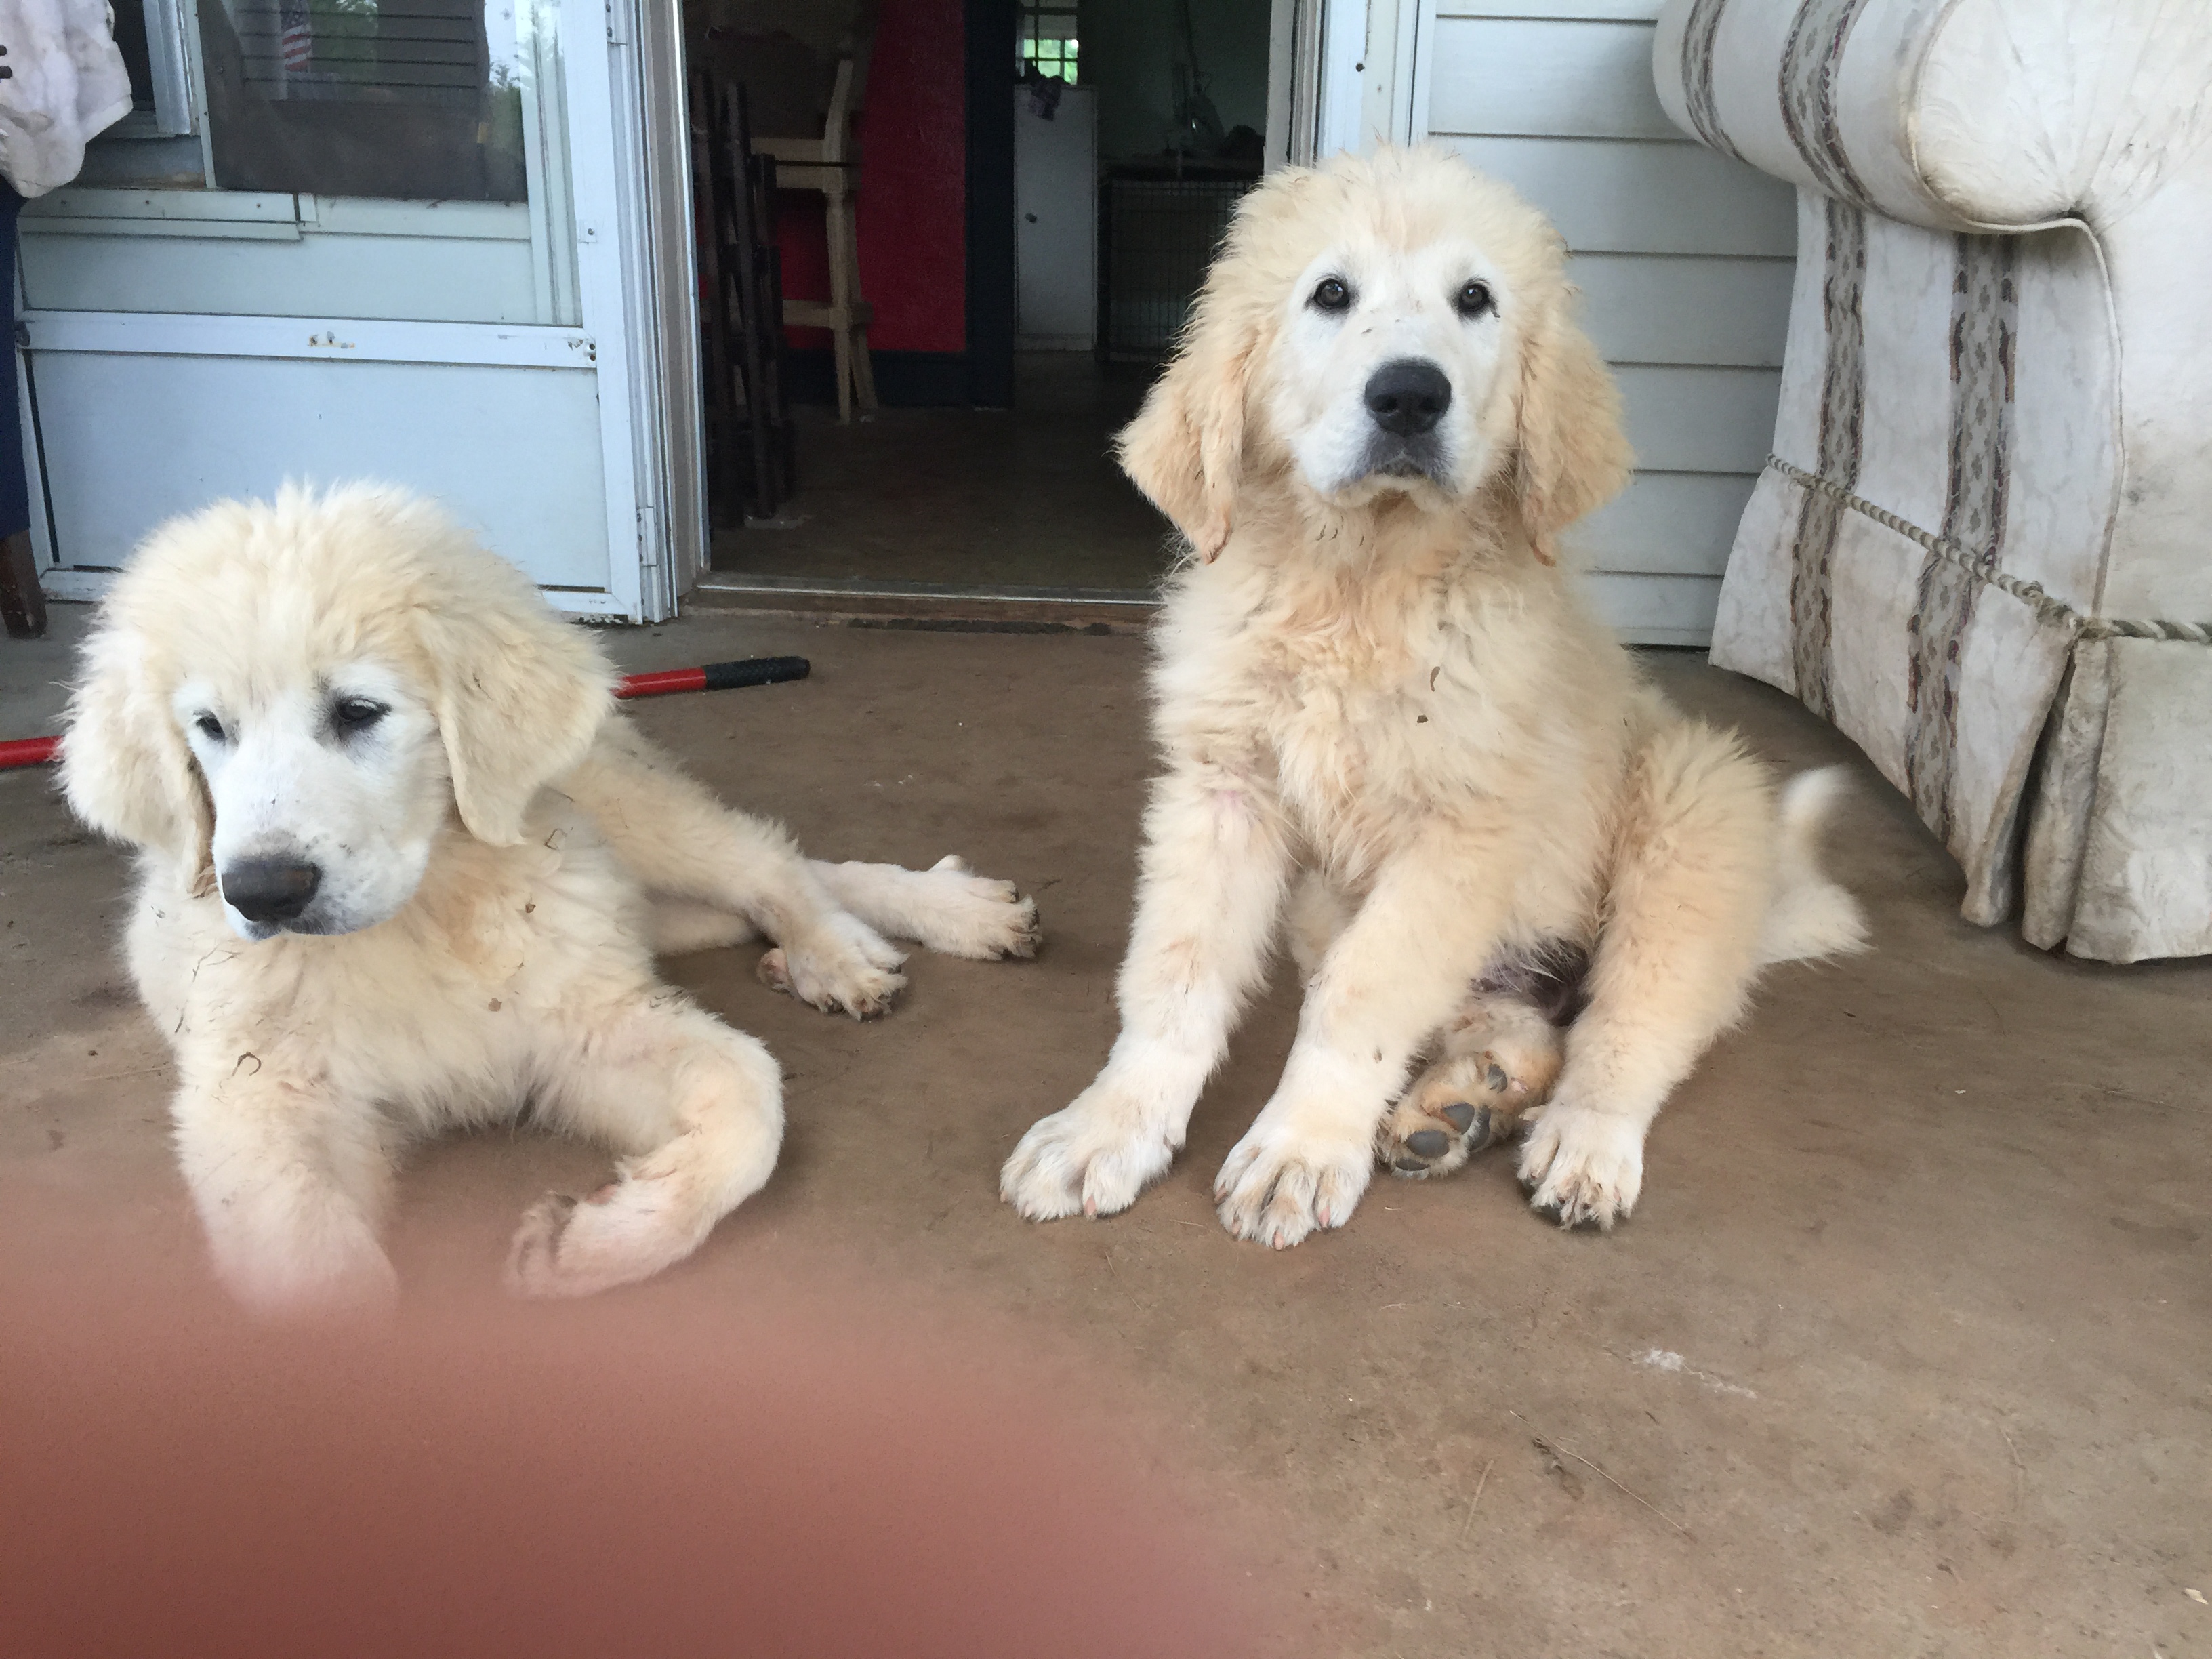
[
  {"left": 1214, "top": 1124, "right": 1372, "bottom": 1248},
  {"left": 761, "top": 911, "right": 908, "bottom": 1019},
  {"left": 504, "top": 1176, "right": 699, "bottom": 1300},
  {"left": 1000, "top": 1087, "right": 1179, "bottom": 1221},
  {"left": 505, "top": 1193, "right": 590, "bottom": 1298},
  {"left": 1517, "top": 1103, "right": 1646, "bottom": 1230},
  {"left": 914, "top": 855, "right": 1042, "bottom": 960}
]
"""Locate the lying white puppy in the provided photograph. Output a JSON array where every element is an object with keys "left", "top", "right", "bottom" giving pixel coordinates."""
[{"left": 62, "top": 484, "right": 1038, "bottom": 1311}]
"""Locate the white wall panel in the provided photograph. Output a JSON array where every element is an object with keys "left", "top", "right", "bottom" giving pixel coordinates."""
[
  {"left": 1418, "top": 5, "right": 1793, "bottom": 642},
  {"left": 28, "top": 353, "right": 611, "bottom": 590}
]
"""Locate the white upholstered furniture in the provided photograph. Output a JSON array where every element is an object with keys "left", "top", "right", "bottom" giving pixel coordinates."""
[{"left": 1652, "top": 0, "right": 2212, "bottom": 961}]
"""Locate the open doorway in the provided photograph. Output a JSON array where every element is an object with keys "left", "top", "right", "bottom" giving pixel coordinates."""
[{"left": 677, "top": 0, "right": 1281, "bottom": 619}]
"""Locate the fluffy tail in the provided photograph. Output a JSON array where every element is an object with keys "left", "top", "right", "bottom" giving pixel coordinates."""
[{"left": 1757, "top": 766, "right": 1869, "bottom": 966}]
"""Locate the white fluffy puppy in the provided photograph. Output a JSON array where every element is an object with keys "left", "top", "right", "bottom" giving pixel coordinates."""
[
  {"left": 62, "top": 484, "right": 1039, "bottom": 1311},
  {"left": 1001, "top": 148, "right": 1863, "bottom": 1246}
]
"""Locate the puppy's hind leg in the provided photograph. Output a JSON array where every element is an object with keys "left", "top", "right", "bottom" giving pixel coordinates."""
[
  {"left": 1380, "top": 937, "right": 1589, "bottom": 1177},
  {"left": 1518, "top": 724, "right": 1776, "bottom": 1230},
  {"left": 506, "top": 998, "right": 783, "bottom": 1298},
  {"left": 1380, "top": 990, "right": 1563, "bottom": 1179},
  {"left": 812, "top": 855, "right": 1040, "bottom": 962},
  {"left": 566, "top": 722, "right": 907, "bottom": 1019}
]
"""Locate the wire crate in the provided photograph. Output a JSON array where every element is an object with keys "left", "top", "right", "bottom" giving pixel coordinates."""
[{"left": 1101, "top": 175, "right": 1250, "bottom": 361}]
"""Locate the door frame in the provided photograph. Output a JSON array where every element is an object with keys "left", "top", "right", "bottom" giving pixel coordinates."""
[
  {"left": 617, "top": 0, "right": 708, "bottom": 611},
  {"left": 1267, "top": 0, "right": 1324, "bottom": 166},
  {"left": 1285, "top": 0, "right": 1427, "bottom": 161}
]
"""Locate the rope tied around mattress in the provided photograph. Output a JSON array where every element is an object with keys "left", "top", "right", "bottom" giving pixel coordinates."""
[{"left": 1764, "top": 455, "right": 2212, "bottom": 646}]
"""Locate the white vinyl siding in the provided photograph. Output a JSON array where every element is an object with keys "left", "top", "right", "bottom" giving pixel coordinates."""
[{"left": 1416, "top": 0, "right": 1793, "bottom": 644}]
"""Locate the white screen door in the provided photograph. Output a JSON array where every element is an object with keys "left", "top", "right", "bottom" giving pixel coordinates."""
[{"left": 17, "top": 0, "right": 699, "bottom": 621}]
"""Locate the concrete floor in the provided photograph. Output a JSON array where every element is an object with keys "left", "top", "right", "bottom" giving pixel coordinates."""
[
  {"left": 3, "top": 605, "right": 2209, "bottom": 1656},
  {"left": 711, "top": 353, "right": 1171, "bottom": 591}
]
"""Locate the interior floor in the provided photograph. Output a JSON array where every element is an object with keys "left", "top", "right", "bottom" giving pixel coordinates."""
[
  {"left": 3, "top": 609, "right": 2207, "bottom": 1656},
  {"left": 709, "top": 351, "right": 1170, "bottom": 592}
]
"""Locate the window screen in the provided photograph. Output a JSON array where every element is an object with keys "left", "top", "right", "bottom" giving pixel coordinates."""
[{"left": 199, "top": 0, "right": 528, "bottom": 201}]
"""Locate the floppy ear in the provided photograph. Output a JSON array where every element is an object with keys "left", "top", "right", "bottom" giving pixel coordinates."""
[
  {"left": 1115, "top": 300, "right": 1260, "bottom": 562},
  {"left": 1513, "top": 286, "right": 1633, "bottom": 562},
  {"left": 417, "top": 594, "right": 616, "bottom": 847},
  {"left": 60, "top": 623, "right": 216, "bottom": 893}
]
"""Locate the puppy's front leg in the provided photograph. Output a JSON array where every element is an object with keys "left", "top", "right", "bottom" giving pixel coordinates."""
[
  {"left": 1215, "top": 832, "right": 1509, "bottom": 1248},
  {"left": 171, "top": 1068, "right": 400, "bottom": 1315},
  {"left": 566, "top": 722, "right": 907, "bottom": 1018},
  {"left": 1001, "top": 759, "right": 1290, "bottom": 1221},
  {"left": 1517, "top": 737, "right": 1779, "bottom": 1230}
]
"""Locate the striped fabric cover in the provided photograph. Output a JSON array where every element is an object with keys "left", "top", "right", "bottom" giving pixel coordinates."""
[{"left": 1652, "top": 0, "right": 2212, "bottom": 962}]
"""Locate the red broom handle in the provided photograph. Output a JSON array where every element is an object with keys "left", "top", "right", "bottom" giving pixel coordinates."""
[
  {"left": 0, "top": 658, "right": 810, "bottom": 771},
  {"left": 614, "top": 657, "right": 811, "bottom": 698}
]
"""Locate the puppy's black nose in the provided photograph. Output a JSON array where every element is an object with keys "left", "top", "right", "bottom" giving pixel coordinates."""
[
  {"left": 222, "top": 859, "right": 322, "bottom": 925},
  {"left": 1364, "top": 359, "right": 1452, "bottom": 436}
]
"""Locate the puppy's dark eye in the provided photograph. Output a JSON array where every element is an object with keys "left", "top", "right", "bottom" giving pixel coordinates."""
[
  {"left": 1309, "top": 276, "right": 1352, "bottom": 314},
  {"left": 1455, "top": 279, "right": 1495, "bottom": 319},
  {"left": 192, "top": 713, "right": 226, "bottom": 743},
  {"left": 332, "top": 697, "right": 388, "bottom": 735}
]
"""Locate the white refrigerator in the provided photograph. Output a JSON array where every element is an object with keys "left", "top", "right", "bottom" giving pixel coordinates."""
[{"left": 1014, "top": 84, "right": 1098, "bottom": 351}]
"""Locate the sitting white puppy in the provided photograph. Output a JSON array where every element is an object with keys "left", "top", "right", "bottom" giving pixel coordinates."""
[
  {"left": 1000, "top": 148, "right": 1863, "bottom": 1246},
  {"left": 62, "top": 484, "right": 1038, "bottom": 1312}
]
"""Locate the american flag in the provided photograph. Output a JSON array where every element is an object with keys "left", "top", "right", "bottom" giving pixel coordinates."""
[{"left": 279, "top": 0, "right": 313, "bottom": 71}]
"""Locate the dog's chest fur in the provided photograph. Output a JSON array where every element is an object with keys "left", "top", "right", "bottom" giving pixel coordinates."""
[
  {"left": 128, "top": 799, "right": 657, "bottom": 1125},
  {"left": 1158, "top": 544, "right": 1615, "bottom": 860}
]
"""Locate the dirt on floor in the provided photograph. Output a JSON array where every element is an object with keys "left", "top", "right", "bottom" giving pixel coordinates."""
[{"left": 1, "top": 607, "right": 2207, "bottom": 1658}]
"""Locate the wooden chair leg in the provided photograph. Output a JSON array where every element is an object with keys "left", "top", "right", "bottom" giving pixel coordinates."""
[
  {"left": 853, "top": 320, "right": 878, "bottom": 413},
  {"left": 834, "top": 191, "right": 878, "bottom": 414},
  {"left": 1, "top": 529, "right": 46, "bottom": 639},
  {"left": 830, "top": 326, "right": 854, "bottom": 423},
  {"left": 825, "top": 184, "right": 859, "bottom": 422}
]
